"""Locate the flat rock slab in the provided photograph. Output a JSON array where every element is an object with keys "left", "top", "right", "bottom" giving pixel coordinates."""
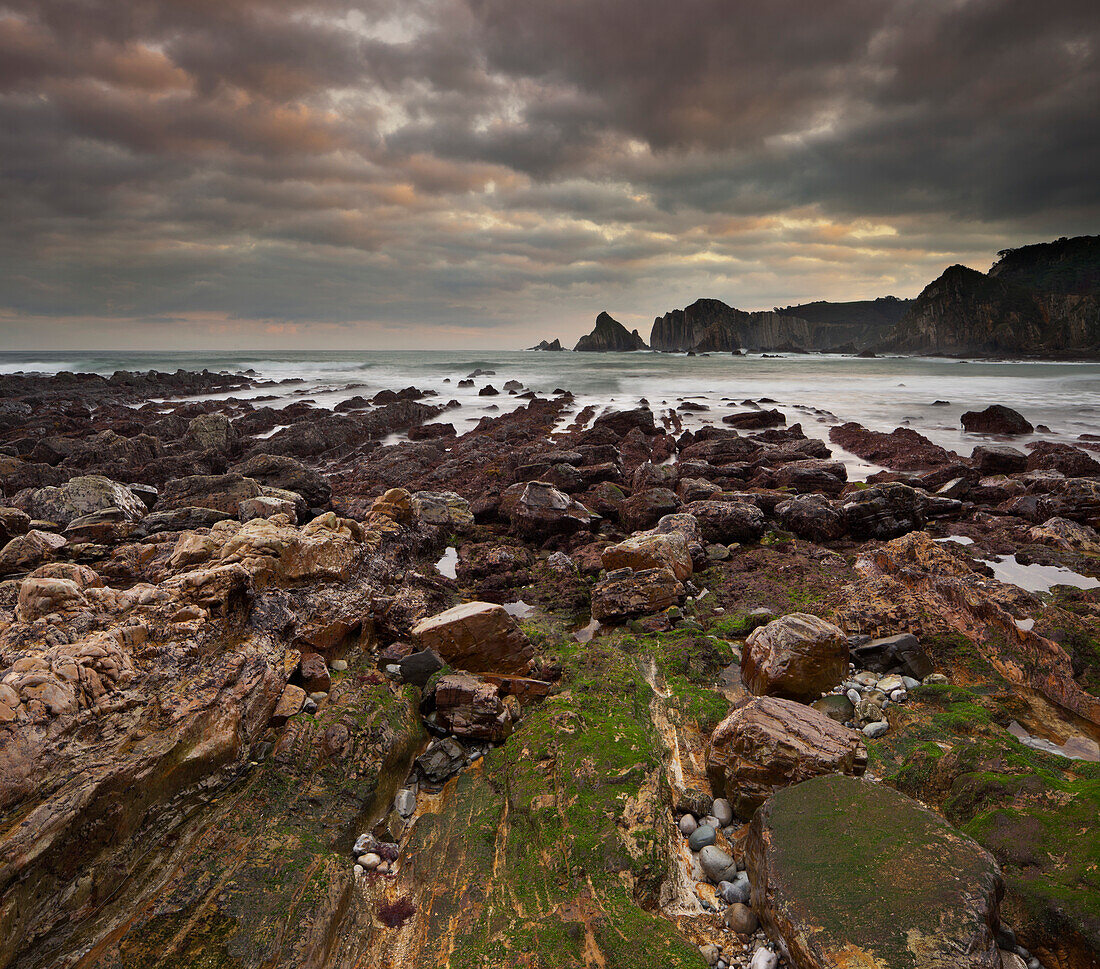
[
  {"left": 745, "top": 774, "right": 1004, "bottom": 969},
  {"left": 412, "top": 601, "right": 535, "bottom": 675}
]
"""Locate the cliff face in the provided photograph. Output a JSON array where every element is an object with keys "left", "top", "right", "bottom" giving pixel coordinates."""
[
  {"left": 574, "top": 311, "right": 648, "bottom": 351},
  {"left": 650, "top": 298, "right": 887, "bottom": 352},
  {"left": 989, "top": 235, "right": 1100, "bottom": 295},
  {"left": 885, "top": 262, "right": 1100, "bottom": 356}
]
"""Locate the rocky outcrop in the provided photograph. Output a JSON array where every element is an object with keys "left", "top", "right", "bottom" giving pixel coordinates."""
[
  {"left": 741, "top": 613, "right": 849, "bottom": 702},
  {"left": 706, "top": 696, "right": 868, "bottom": 818},
  {"left": 745, "top": 775, "right": 1004, "bottom": 969},
  {"left": 527, "top": 338, "right": 564, "bottom": 351},
  {"left": 962, "top": 404, "right": 1034, "bottom": 435},
  {"left": 574, "top": 312, "right": 648, "bottom": 351}
]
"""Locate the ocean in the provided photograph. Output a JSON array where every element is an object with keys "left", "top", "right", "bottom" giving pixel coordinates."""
[{"left": 2, "top": 349, "right": 1098, "bottom": 478}]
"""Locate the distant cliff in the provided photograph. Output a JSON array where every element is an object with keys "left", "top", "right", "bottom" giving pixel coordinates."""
[
  {"left": 650, "top": 297, "right": 899, "bottom": 352},
  {"left": 574, "top": 311, "right": 649, "bottom": 351},
  {"left": 884, "top": 237, "right": 1100, "bottom": 356}
]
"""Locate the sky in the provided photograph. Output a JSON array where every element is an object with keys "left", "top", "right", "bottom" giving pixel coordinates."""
[{"left": 0, "top": 0, "right": 1098, "bottom": 350}]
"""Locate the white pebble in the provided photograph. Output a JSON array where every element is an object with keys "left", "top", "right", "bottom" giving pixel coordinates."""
[
  {"left": 359, "top": 852, "right": 381, "bottom": 869},
  {"left": 750, "top": 948, "right": 778, "bottom": 969}
]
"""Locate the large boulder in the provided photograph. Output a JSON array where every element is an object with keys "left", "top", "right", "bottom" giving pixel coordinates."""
[
  {"left": 591, "top": 567, "right": 685, "bottom": 622},
  {"left": 684, "top": 500, "right": 765, "bottom": 544},
  {"left": 841, "top": 482, "right": 960, "bottom": 541},
  {"left": 0, "top": 530, "right": 67, "bottom": 575},
  {"left": 16, "top": 475, "right": 146, "bottom": 527},
  {"left": 961, "top": 404, "right": 1033, "bottom": 435},
  {"left": 184, "top": 413, "right": 238, "bottom": 453},
  {"left": 620, "top": 488, "right": 681, "bottom": 531},
  {"left": 1027, "top": 516, "right": 1100, "bottom": 554},
  {"left": 971, "top": 444, "right": 1028, "bottom": 475},
  {"left": 160, "top": 474, "right": 262, "bottom": 515},
  {"left": 741, "top": 613, "right": 848, "bottom": 702},
  {"left": 503, "top": 481, "right": 596, "bottom": 537},
  {"left": 411, "top": 601, "right": 535, "bottom": 675},
  {"left": 230, "top": 453, "right": 332, "bottom": 507},
  {"left": 601, "top": 531, "right": 693, "bottom": 581},
  {"left": 744, "top": 774, "right": 1004, "bottom": 969},
  {"left": 706, "top": 696, "right": 867, "bottom": 818},
  {"left": 772, "top": 459, "right": 847, "bottom": 496}
]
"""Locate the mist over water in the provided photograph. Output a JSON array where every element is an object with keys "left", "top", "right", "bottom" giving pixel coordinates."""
[{"left": 3, "top": 350, "right": 1098, "bottom": 478}]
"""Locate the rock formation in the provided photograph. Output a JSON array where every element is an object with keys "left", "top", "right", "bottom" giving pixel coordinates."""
[{"left": 574, "top": 311, "right": 649, "bottom": 351}]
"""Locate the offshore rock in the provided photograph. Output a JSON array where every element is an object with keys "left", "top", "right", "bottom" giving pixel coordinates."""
[
  {"left": 745, "top": 774, "right": 1004, "bottom": 969},
  {"left": 574, "top": 311, "right": 648, "bottom": 351}
]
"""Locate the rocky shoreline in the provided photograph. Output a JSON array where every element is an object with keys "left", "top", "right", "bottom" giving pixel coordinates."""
[{"left": 1, "top": 367, "right": 1099, "bottom": 968}]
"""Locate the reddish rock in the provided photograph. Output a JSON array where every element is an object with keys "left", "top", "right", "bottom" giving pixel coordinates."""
[
  {"left": 706, "top": 696, "right": 868, "bottom": 818},
  {"left": 591, "top": 567, "right": 685, "bottom": 622},
  {"left": 411, "top": 601, "right": 535, "bottom": 675},
  {"left": 961, "top": 404, "right": 1033, "bottom": 435},
  {"left": 829, "top": 423, "right": 957, "bottom": 471},
  {"left": 431, "top": 672, "right": 514, "bottom": 742},
  {"left": 742, "top": 613, "right": 849, "bottom": 702},
  {"left": 297, "top": 652, "right": 330, "bottom": 693}
]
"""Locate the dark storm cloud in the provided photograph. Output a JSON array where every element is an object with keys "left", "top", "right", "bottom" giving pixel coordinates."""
[{"left": 0, "top": 0, "right": 1097, "bottom": 347}]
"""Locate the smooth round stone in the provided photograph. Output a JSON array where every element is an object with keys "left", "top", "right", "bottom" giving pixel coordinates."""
[
  {"left": 725, "top": 902, "right": 758, "bottom": 935},
  {"left": 901, "top": 675, "right": 921, "bottom": 690},
  {"left": 890, "top": 689, "right": 907, "bottom": 703},
  {"left": 923, "top": 672, "right": 949, "bottom": 685},
  {"left": 700, "top": 844, "right": 737, "bottom": 883},
  {"left": 702, "top": 814, "right": 720, "bottom": 829},
  {"left": 845, "top": 688, "right": 862, "bottom": 706},
  {"left": 718, "top": 872, "right": 751, "bottom": 905},
  {"left": 812, "top": 694, "right": 855, "bottom": 724},
  {"left": 679, "top": 813, "right": 699, "bottom": 836},
  {"left": 877, "top": 674, "right": 904, "bottom": 693},
  {"left": 394, "top": 788, "right": 417, "bottom": 818},
  {"left": 353, "top": 863, "right": 364, "bottom": 876},
  {"left": 700, "top": 943, "right": 721, "bottom": 966},
  {"left": 863, "top": 720, "right": 889, "bottom": 738},
  {"left": 711, "top": 797, "right": 734, "bottom": 827},
  {"left": 750, "top": 948, "right": 778, "bottom": 969},
  {"left": 688, "top": 824, "right": 717, "bottom": 851},
  {"left": 358, "top": 852, "right": 381, "bottom": 869},
  {"left": 864, "top": 689, "right": 887, "bottom": 705},
  {"left": 309, "top": 691, "right": 328, "bottom": 703},
  {"left": 853, "top": 672, "right": 878, "bottom": 688},
  {"left": 331, "top": 659, "right": 348, "bottom": 672}
]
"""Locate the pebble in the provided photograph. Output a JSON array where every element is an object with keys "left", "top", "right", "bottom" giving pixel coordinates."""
[
  {"left": 309, "top": 691, "right": 328, "bottom": 703},
  {"left": 679, "top": 814, "right": 699, "bottom": 836},
  {"left": 353, "top": 833, "right": 375, "bottom": 855},
  {"left": 302, "top": 698, "right": 317, "bottom": 714},
  {"left": 700, "top": 844, "right": 737, "bottom": 883},
  {"left": 353, "top": 863, "right": 364, "bottom": 876},
  {"left": 711, "top": 797, "right": 733, "bottom": 826},
  {"left": 358, "top": 852, "right": 381, "bottom": 869},
  {"left": 702, "top": 814, "right": 721, "bottom": 829},
  {"left": 700, "top": 943, "right": 721, "bottom": 966},
  {"left": 877, "top": 675, "right": 904, "bottom": 693},
  {"left": 846, "top": 688, "right": 861, "bottom": 706},
  {"left": 863, "top": 721, "right": 889, "bottom": 738},
  {"left": 688, "top": 824, "right": 717, "bottom": 851},
  {"left": 923, "top": 672, "right": 949, "bottom": 685},
  {"left": 331, "top": 659, "right": 348, "bottom": 672},
  {"left": 889, "top": 689, "right": 907, "bottom": 703},
  {"left": 718, "top": 872, "right": 751, "bottom": 905},
  {"left": 901, "top": 675, "right": 921, "bottom": 690},
  {"left": 750, "top": 948, "right": 778, "bottom": 969}
]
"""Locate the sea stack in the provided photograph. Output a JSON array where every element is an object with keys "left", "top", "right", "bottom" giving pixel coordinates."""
[{"left": 574, "top": 311, "right": 648, "bottom": 351}]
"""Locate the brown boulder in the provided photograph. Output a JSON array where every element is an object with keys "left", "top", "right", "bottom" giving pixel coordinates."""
[
  {"left": 591, "top": 567, "right": 685, "bottom": 622},
  {"left": 297, "top": 652, "right": 330, "bottom": 693},
  {"left": 706, "top": 696, "right": 867, "bottom": 818},
  {"left": 271, "top": 684, "right": 306, "bottom": 727},
  {"left": 431, "top": 672, "right": 515, "bottom": 742},
  {"left": 411, "top": 601, "right": 535, "bottom": 675},
  {"left": 741, "top": 613, "right": 848, "bottom": 702},
  {"left": 160, "top": 474, "right": 262, "bottom": 515}
]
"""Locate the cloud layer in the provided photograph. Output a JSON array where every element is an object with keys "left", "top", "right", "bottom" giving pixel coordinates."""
[{"left": 1, "top": 0, "right": 1097, "bottom": 347}]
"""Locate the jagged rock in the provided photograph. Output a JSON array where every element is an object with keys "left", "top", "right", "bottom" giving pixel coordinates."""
[
  {"left": 772, "top": 459, "right": 847, "bottom": 495},
  {"left": 828, "top": 423, "right": 957, "bottom": 472},
  {"left": 1026, "top": 441, "right": 1100, "bottom": 476},
  {"left": 15, "top": 475, "right": 146, "bottom": 528},
  {"left": 962, "top": 404, "right": 1034, "bottom": 435},
  {"left": 744, "top": 774, "right": 1004, "bottom": 969},
  {"left": 972, "top": 444, "right": 1028, "bottom": 475},
  {"left": 230, "top": 453, "right": 332, "bottom": 507},
  {"left": 143, "top": 506, "right": 235, "bottom": 534},
  {"left": 742, "top": 613, "right": 849, "bottom": 702},
  {"left": 0, "top": 507, "right": 31, "bottom": 545},
  {"left": 297, "top": 653, "right": 330, "bottom": 693},
  {"left": 841, "top": 481, "right": 960, "bottom": 540},
  {"left": 574, "top": 312, "right": 648, "bottom": 351},
  {"left": 15, "top": 576, "right": 91, "bottom": 622},
  {"left": 592, "top": 406, "right": 657, "bottom": 436},
  {"left": 601, "top": 531, "right": 693, "bottom": 581},
  {"left": 431, "top": 673, "right": 515, "bottom": 742},
  {"left": 591, "top": 567, "right": 685, "bottom": 621},
  {"left": 683, "top": 500, "right": 765, "bottom": 544},
  {"left": 412, "top": 491, "right": 474, "bottom": 528},
  {"left": 528, "top": 338, "right": 564, "bottom": 351},
  {"left": 416, "top": 736, "right": 467, "bottom": 783},
  {"left": 775, "top": 494, "right": 845, "bottom": 542},
  {"left": 707, "top": 696, "right": 867, "bottom": 818},
  {"left": 503, "top": 481, "right": 596, "bottom": 537},
  {"left": 160, "top": 473, "right": 263, "bottom": 515},
  {"left": 411, "top": 601, "right": 535, "bottom": 675}
]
